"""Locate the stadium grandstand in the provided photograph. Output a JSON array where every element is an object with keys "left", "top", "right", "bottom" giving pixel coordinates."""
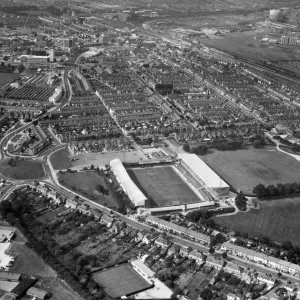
[
  {"left": 178, "top": 154, "right": 230, "bottom": 198},
  {"left": 110, "top": 158, "right": 147, "bottom": 207}
]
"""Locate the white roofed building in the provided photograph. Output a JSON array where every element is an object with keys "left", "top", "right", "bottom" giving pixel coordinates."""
[
  {"left": 110, "top": 159, "right": 147, "bottom": 207},
  {"left": 178, "top": 153, "right": 229, "bottom": 198}
]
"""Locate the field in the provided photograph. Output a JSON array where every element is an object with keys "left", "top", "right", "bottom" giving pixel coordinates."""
[
  {"left": 0, "top": 160, "right": 45, "bottom": 180},
  {"left": 8, "top": 242, "right": 56, "bottom": 277},
  {"left": 213, "top": 196, "right": 300, "bottom": 246},
  {"left": 127, "top": 166, "right": 200, "bottom": 207},
  {"left": 0, "top": 73, "right": 19, "bottom": 89},
  {"left": 201, "top": 32, "right": 300, "bottom": 63},
  {"left": 93, "top": 264, "right": 152, "bottom": 298},
  {"left": 201, "top": 146, "right": 300, "bottom": 194},
  {"left": 50, "top": 148, "right": 73, "bottom": 170},
  {"left": 58, "top": 171, "right": 117, "bottom": 208},
  {"left": 10, "top": 134, "right": 22, "bottom": 143}
]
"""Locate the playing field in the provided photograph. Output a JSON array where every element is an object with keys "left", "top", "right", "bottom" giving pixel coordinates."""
[
  {"left": 0, "top": 160, "right": 45, "bottom": 180},
  {"left": 127, "top": 166, "right": 200, "bottom": 207},
  {"left": 213, "top": 196, "right": 300, "bottom": 246},
  {"left": 58, "top": 171, "right": 117, "bottom": 209},
  {"left": 50, "top": 148, "right": 72, "bottom": 170},
  {"left": 93, "top": 264, "right": 152, "bottom": 298},
  {"left": 201, "top": 146, "right": 300, "bottom": 194}
]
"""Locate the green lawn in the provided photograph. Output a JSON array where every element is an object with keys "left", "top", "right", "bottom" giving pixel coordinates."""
[
  {"left": 50, "top": 148, "right": 73, "bottom": 170},
  {"left": 213, "top": 196, "right": 300, "bottom": 246},
  {"left": 0, "top": 160, "right": 45, "bottom": 180},
  {"left": 58, "top": 171, "right": 117, "bottom": 209},
  {"left": 201, "top": 146, "right": 300, "bottom": 194}
]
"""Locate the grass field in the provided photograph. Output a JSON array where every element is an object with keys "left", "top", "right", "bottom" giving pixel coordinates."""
[
  {"left": 201, "top": 146, "right": 300, "bottom": 194},
  {"left": 0, "top": 73, "right": 19, "bottom": 89},
  {"left": 127, "top": 166, "right": 200, "bottom": 207},
  {"left": 0, "top": 160, "right": 45, "bottom": 180},
  {"left": 8, "top": 242, "right": 56, "bottom": 277},
  {"left": 58, "top": 171, "right": 117, "bottom": 208},
  {"left": 50, "top": 148, "right": 73, "bottom": 170},
  {"left": 213, "top": 196, "right": 300, "bottom": 246},
  {"left": 93, "top": 264, "right": 152, "bottom": 298}
]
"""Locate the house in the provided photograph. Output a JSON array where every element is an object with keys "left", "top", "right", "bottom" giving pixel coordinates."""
[
  {"left": 283, "top": 283, "right": 298, "bottom": 293},
  {"left": 168, "top": 244, "right": 181, "bottom": 255},
  {"left": 256, "top": 273, "right": 276, "bottom": 286},
  {"left": 224, "top": 262, "right": 244, "bottom": 276},
  {"left": 0, "top": 272, "right": 21, "bottom": 282},
  {"left": 180, "top": 246, "right": 192, "bottom": 257},
  {"left": 206, "top": 255, "right": 224, "bottom": 269},
  {"left": 48, "top": 190, "right": 59, "bottom": 202},
  {"left": 135, "top": 230, "right": 146, "bottom": 242},
  {"left": 227, "top": 293, "right": 241, "bottom": 300},
  {"left": 155, "top": 237, "right": 171, "bottom": 248},
  {"left": 100, "top": 215, "right": 114, "bottom": 228},
  {"left": 0, "top": 294, "right": 16, "bottom": 300},
  {"left": 222, "top": 242, "right": 300, "bottom": 277},
  {"left": 78, "top": 204, "right": 90, "bottom": 215},
  {"left": 147, "top": 216, "right": 211, "bottom": 246},
  {"left": 11, "top": 277, "right": 37, "bottom": 298},
  {"left": 189, "top": 250, "right": 205, "bottom": 265},
  {"left": 27, "top": 287, "right": 49, "bottom": 299},
  {"left": 36, "top": 185, "right": 48, "bottom": 195},
  {"left": 143, "top": 233, "right": 152, "bottom": 245},
  {"left": 0, "top": 229, "right": 16, "bottom": 243},
  {"left": 65, "top": 199, "right": 78, "bottom": 209}
]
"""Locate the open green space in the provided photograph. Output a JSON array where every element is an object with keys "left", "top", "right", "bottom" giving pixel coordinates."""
[
  {"left": 58, "top": 171, "right": 117, "bottom": 208},
  {"left": 50, "top": 148, "right": 73, "bottom": 170},
  {"left": 0, "top": 73, "right": 19, "bottom": 89},
  {"left": 10, "top": 134, "right": 22, "bottom": 143},
  {"left": 0, "top": 160, "right": 45, "bottom": 180},
  {"left": 93, "top": 264, "right": 152, "bottom": 298},
  {"left": 127, "top": 166, "right": 200, "bottom": 207},
  {"left": 213, "top": 196, "right": 300, "bottom": 246},
  {"left": 201, "top": 146, "right": 300, "bottom": 194}
]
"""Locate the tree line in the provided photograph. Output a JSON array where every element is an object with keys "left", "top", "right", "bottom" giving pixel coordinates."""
[{"left": 253, "top": 182, "right": 300, "bottom": 198}]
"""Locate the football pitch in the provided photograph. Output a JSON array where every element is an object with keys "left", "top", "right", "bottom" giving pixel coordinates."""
[
  {"left": 201, "top": 146, "right": 300, "bottom": 194},
  {"left": 127, "top": 166, "right": 201, "bottom": 207},
  {"left": 93, "top": 264, "right": 151, "bottom": 298}
]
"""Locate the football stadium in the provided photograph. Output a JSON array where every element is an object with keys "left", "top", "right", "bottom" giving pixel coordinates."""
[{"left": 109, "top": 153, "right": 229, "bottom": 213}]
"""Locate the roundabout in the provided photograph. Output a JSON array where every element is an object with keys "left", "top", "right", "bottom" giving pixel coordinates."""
[{"left": 0, "top": 159, "right": 46, "bottom": 180}]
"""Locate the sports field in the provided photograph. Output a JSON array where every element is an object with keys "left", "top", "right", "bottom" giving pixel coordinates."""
[
  {"left": 0, "top": 160, "right": 45, "bottom": 180},
  {"left": 93, "top": 264, "right": 152, "bottom": 298},
  {"left": 201, "top": 146, "right": 300, "bottom": 194},
  {"left": 127, "top": 166, "right": 200, "bottom": 207},
  {"left": 213, "top": 196, "right": 300, "bottom": 246}
]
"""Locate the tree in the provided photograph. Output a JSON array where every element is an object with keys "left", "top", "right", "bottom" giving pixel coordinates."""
[
  {"left": 183, "top": 143, "right": 190, "bottom": 153},
  {"left": 282, "top": 241, "right": 293, "bottom": 250},
  {"left": 209, "top": 248, "right": 215, "bottom": 254},
  {"left": 200, "top": 288, "right": 213, "bottom": 300},
  {"left": 0, "top": 200, "right": 12, "bottom": 216},
  {"left": 222, "top": 252, "right": 227, "bottom": 259},
  {"left": 253, "top": 184, "right": 266, "bottom": 198},
  {"left": 90, "top": 164, "right": 94, "bottom": 170}
]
